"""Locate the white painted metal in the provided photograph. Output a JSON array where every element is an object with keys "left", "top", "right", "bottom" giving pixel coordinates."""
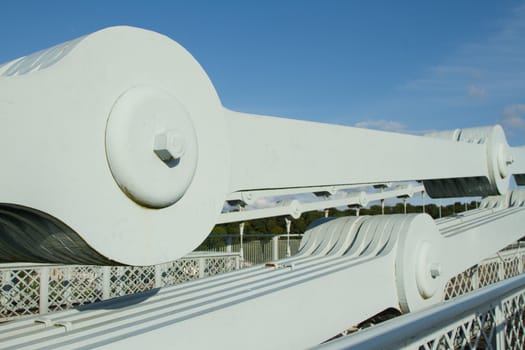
[
  {"left": 0, "top": 252, "right": 240, "bottom": 322},
  {"left": 2, "top": 192, "right": 525, "bottom": 349},
  {"left": 513, "top": 146, "right": 525, "bottom": 185},
  {"left": 105, "top": 86, "right": 199, "bottom": 208},
  {"left": 225, "top": 183, "right": 387, "bottom": 206},
  {"left": 313, "top": 273, "right": 525, "bottom": 350},
  {"left": 1, "top": 26, "right": 525, "bottom": 265},
  {"left": 2, "top": 26, "right": 525, "bottom": 349},
  {"left": 218, "top": 184, "right": 423, "bottom": 223},
  {"left": 394, "top": 189, "right": 525, "bottom": 312},
  {"left": 424, "top": 125, "right": 514, "bottom": 197},
  {"left": 0, "top": 27, "right": 229, "bottom": 266},
  {"left": 227, "top": 112, "right": 518, "bottom": 197}
]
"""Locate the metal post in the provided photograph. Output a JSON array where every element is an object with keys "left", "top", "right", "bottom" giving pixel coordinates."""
[
  {"left": 238, "top": 204, "right": 245, "bottom": 264},
  {"left": 381, "top": 187, "right": 385, "bottom": 215},
  {"left": 226, "top": 236, "right": 232, "bottom": 253},
  {"left": 235, "top": 255, "right": 240, "bottom": 270},
  {"left": 516, "top": 243, "right": 524, "bottom": 275},
  {"left": 498, "top": 259, "right": 505, "bottom": 281},
  {"left": 239, "top": 222, "right": 245, "bottom": 264},
  {"left": 494, "top": 300, "right": 506, "bottom": 349},
  {"left": 198, "top": 257, "right": 206, "bottom": 278},
  {"left": 439, "top": 205, "right": 442, "bottom": 218},
  {"left": 1, "top": 270, "right": 8, "bottom": 288},
  {"left": 285, "top": 218, "right": 292, "bottom": 258},
  {"left": 403, "top": 198, "right": 407, "bottom": 215},
  {"left": 64, "top": 267, "right": 72, "bottom": 306},
  {"left": 272, "top": 235, "right": 279, "bottom": 261},
  {"left": 421, "top": 191, "right": 425, "bottom": 214},
  {"left": 102, "top": 266, "right": 111, "bottom": 300},
  {"left": 39, "top": 267, "right": 49, "bottom": 315},
  {"left": 154, "top": 264, "right": 163, "bottom": 288},
  {"left": 464, "top": 202, "right": 468, "bottom": 212},
  {"left": 471, "top": 267, "right": 479, "bottom": 290}
]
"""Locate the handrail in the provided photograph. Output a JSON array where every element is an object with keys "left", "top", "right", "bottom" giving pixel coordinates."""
[
  {"left": 314, "top": 273, "right": 525, "bottom": 349},
  {"left": 0, "top": 251, "right": 241, "bottom": 271},
  {"left": 0, "top": 252, "right": 242, "bottom": 322},
  {"left": 208, "top": 233, "right": 304, "bottom": 238}
]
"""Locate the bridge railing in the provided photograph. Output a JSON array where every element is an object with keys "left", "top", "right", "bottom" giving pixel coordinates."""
[
  {"left": 315, "top": 243, "right": 525, "bottom": 349},
  {"left": 317, "top": 272, "right": 525, "bottom": 349},
  {"left": 0, "top": 251, "right": 240, "bottom": 322},
  {"left": 0, "top": 235, "right": 301, "bottom": 323},
  {"left": 2, "top": 241, "right": 524, "bottom": 328},
  {"left": 199, "top": 234, "right": 303, "bottom": 265},
  {"left": 444, "top": 243, "right": 525, "bottom": 300}
]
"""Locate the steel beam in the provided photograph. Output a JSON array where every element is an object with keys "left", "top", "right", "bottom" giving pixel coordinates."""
[{"left": 0, "top": 26, "right": 524, "bottom": 265}]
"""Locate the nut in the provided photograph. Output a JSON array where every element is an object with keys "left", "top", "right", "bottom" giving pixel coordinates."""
[
  {"left": 430, "top": 263, "right": 442, "bottom": 278},
  {"left": 153, "top": 129, "right": 186, "bottom": 162}
]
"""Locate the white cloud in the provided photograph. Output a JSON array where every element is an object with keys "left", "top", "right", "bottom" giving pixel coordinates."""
[
  {"left": 397, "top": 3, "right": 525, "bottom": 106},
  {"left": 500, "top": 104, "right": 525, "bottom": 129},
  {"left": 354, "top": 119, "right": 407, "bottom": 132},
  {"left": 468, "top": 85, "right": 487, "bottom": 97}
]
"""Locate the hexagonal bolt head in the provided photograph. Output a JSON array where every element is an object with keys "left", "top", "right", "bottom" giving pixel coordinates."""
[
  {"left": 153, "top": 130, "right": 186, "bottom": 163},
  {"left": 430, "top": 263, "right": 442, "bottom": 279}
]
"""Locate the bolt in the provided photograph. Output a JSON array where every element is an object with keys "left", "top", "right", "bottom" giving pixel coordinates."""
[
  {"left": 153, "top": 130, "right": 186, "bottom": 163},
  {"left": 285, "top": 263, "right": 295, "bottom": 271},
  {"left": 497, "top": 146, "right": 513, "bottom": 178},
  {"left": 430, "top": 263, "right": 442, "bottom": 278}
]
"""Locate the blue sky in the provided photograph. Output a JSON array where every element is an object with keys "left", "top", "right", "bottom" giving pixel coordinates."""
[{"left": 1, "top": 1, "right": 524, "bottom": 145}]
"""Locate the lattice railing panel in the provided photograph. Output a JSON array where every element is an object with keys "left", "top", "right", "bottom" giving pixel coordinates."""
[
  {"left": 445, "top": 249, "right": 525, "bottom": 301},
  {"left": 417, "top": 287, "right": 525, "bottom": 349},
  {"left": 48, "top": 266, "right": 104, "bottom": 312},
  {"left": 0, "top": 269, "right": 39, "bottom": 320},
  {"left": 0, "top": 253, "right": 239, "bottom": 322},
  {"left": 480, "top": 262, "right": 501, "bottom": 287},
  {"left": 419, "top": 310, "right": 497, "bottom": 350},
  {"left": 504, "top": 257, "right": 521, "bottom": 279},
  {"left": 503, "top": 293, "right": 525, "bottom": 350},
  {"left": 110, "top": 265, "right": 156, "bottom": 297},
  {"left": 160, "top": 259, "right": 201, "bottom": 285},
  {"left": 444, "top": 267, "right": 475, "bottom": 300},
  {"left": 205, "top": 257, "right": 229, "bottom": 276}
]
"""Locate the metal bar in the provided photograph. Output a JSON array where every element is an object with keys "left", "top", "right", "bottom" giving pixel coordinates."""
[
  {"left": 225, "top": 184, "right": 374, "bottom": 204},
  {"left": 1, "top": 26, "right": 524, "bottom": 267},
  {"left": 198, "top": 258, "right": 206, "bottom": 278},
  {"left": 495, "top": 300, "right": 506, "bottom": 349},
  {"left": 272, "top": 236, "right": 279, "bottom": 261},
  {"left": 101, "top": 266, "right": 111, "bottom": 300},
  {"left": 511, "top": 146, "right": 525, "bottom": 176},
  {"left": 154, "top": 265, "right": 163, "bottom": 288},
  {"left": 227, "top": 111, "right": 488, "bottom": 193},
  {"left": 38, "top": 267, "right": 49, "bottom": 315},
  {"left": 217, "top": 184, "right": 424, "bottom": 224},
  {"left": 207, "top": 234, "right": 303, "bottom": 239},
  {"left": 441, "top": 207, "right": 525, "bottom": 279}
]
